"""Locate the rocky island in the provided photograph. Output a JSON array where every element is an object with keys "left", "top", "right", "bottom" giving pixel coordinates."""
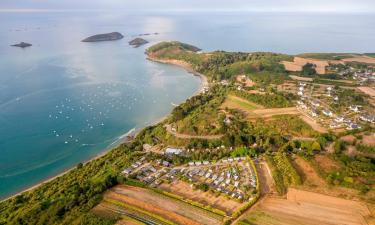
[
  {"left": 128, "top": 37, "right": 149, "bottom": 48},
  {"left": 81, "top": 32, "right": 124, "bottom": 42},
  {"left": 11, "top": 42, "right": 32, "bottom": 48}
]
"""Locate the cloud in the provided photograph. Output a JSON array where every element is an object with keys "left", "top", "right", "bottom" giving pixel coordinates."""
[{"left": 0, "top": 0, "right": 374, "bottom": 13}]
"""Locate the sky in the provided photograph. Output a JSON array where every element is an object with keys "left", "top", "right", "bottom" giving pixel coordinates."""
[{"left": 1, "top": 0, "right": 375, "bottom": 13}]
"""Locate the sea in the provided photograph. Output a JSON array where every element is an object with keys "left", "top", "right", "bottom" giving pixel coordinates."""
[{"left": 0, "top": 10, "right": 374, "bottom": 200}]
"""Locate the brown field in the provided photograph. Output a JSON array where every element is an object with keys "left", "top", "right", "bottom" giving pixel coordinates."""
[
  {"left": 314, "top": 154, "right": 340, "bottom": 173},
  {"left": 159, "top": 180, "right": 241, "bottom": 214},
  {"left": 289, "top": 75, "right": 313, "bottom": 82},
  {"left": 299, "top": 114, "right": 328, "bottom": 133},
  {"left": 102, "top": 185, "right": 223, "bottom": 225},
  {"left": 342, "top": 56, "right": 375, "bottom": 64},
  {"left": 250, "top": 107, "right": 300, "bottom": 119},
  {"left": 362, "top": 134, "right": 375, "bottom": 146},
  {"left": 241, "top": 188, "right": 371, "bottom": 225},
  {"left": 358, "top": 87, "right": 375, "bottom": 97}
]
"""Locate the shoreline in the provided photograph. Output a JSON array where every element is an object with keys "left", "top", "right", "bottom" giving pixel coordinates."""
[
  {"left": 1, "top": 56, "right": 207, "bottom": 203},
  {"left": 146, "top": 56, "right": 209, "bottom": 95}
]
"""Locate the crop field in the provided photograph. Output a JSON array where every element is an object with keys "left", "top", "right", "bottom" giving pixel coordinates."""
[
  {"left": 95, "top": 184, "right": 224, "bottom": 225},
  {"left": 249, "top": 107, "right": 300, "bottom": 119},
  {"left": 239, "top": 188, "right": 371, "bottom": 225},
  {"left": 358, "top": 86, "right": 375, "bottom": 97}
]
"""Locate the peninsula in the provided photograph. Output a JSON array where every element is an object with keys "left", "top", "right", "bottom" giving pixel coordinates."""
[
  {"left": 11, "top": 42, "right": 32, "bottom": 48},
  {"left": 81, "top": 32, "right": 124, "bottom": 42}
]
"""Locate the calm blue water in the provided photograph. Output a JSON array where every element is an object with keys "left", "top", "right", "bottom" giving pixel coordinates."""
[{"left": 0, "top": 11, "right": 374, "bottom": 199}]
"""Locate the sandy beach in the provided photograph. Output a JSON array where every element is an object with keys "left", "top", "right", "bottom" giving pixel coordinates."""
[{"left": 147, "top": 56, "right": 209, "bottom": 95}]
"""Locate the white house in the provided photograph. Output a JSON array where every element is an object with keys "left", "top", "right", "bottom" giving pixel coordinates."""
[
  {"left": 165, "top": 147, "right": 183, "bottom": 155},
  {"left": 322, "top": 109, "right": 333, "bottom": 117},
  {"left": 349, "top": 105, "right": 361, "bottom": 113},
  {"left": 335, "top": 116, "right": 344, "bottom": 123}
]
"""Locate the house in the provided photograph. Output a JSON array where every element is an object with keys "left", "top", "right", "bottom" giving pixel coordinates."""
[
  {"left": 165, "top": 147, "right": 183, "bottom": 155},
  {"left": 224, "top": 117, "right": 231, "bottom": 125},
  {"left": 162, "top": 161, "right": 170, "bottom": 167},
  {"left": 122, "top": 168, "right": 132, "bottom": 175},
  {"left": 349, "top": 105, "right": 361, "bottom": 113},
  {"left": 346, "top": 123, "right": 361, "bottom": 130},
  {"left": 311, "top": 100, "right": 320, "bottom": 107},
  {"left": 333, "top": 96, "right": 339, "bottom": 101},
  {"left": 360, "top": 114, "right": 375, "bottom": 123},
  {"left": 322, "top": 109, "right": 333, "bottom": 117},
  {"left": 335, "top": 116, "right": 345, "bottom": 123},
  {"left": 310, "top": 110, "right": 319, "bottom": 117},
  {"left": 330, "top": 122, "right": 341, "bottom": 129}
]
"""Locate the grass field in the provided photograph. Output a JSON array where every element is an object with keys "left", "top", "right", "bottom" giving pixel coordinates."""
[{"left": 222, "top": 95, "right": 263, "bottom": 111}]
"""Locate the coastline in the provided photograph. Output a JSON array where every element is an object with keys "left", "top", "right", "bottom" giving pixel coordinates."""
[
  {"left": 147, "top": 56, "right": 209, "bottom": 95},
  {"left": 1, "top": 56, "right": 207, "bottom": 203}
]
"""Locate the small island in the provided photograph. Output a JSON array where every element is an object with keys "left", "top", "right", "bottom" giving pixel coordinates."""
[
  {"left": 128, "top": 37, "right": 148, "bottom": 48},
  {"left": 81, "top": 32, "right": 124, "bottom": 42},
  {"left": 11, "top": 42, "right": 32, "bottom": 48}
]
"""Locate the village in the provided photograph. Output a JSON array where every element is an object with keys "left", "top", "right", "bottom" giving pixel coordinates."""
[{"left": 121, "top": 147, "right": 258, "bottom": 204}]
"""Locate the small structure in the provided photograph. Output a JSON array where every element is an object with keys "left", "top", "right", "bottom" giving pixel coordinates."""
[
  {"left": 346, "top": 123, "right": 361, "bottom": 130},
  {"left": 322, "top": 109, "right": 333, "bottom": 117},
  {"left": 165, "top": 147, "right": 183, "bottom": 155},
  {"left": 349, "top": 105, "right": 361, "bottom": 113},
  {"left": 360, "top": 114, "right": 375, "bottom": 123}
]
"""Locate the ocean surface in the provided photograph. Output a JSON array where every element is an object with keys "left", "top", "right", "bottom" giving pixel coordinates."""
[{"left": 0, "top": 11, "right": 374, "bottom": 200}]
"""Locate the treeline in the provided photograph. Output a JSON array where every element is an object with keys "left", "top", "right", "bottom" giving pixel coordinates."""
[
  {"left": 265, "top": 152, "right": 302, "bottom": 195},
  {"left": 233, "top": 90, "right": 293, "bottom": 108},
  {"left": 0, "top": 143, "right": 143, "bottom": 225}
]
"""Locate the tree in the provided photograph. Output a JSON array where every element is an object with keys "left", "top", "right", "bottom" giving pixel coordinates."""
[
  {"left": 302, "top": 63, "right": 317, "bottom": 76},
  {"left": 311, "top": 141, "right": 321, "bottom": 151}
]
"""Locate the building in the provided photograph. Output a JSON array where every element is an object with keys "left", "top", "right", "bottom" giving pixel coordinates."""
[
  {"left": 322, "top": 109, "right": 333, "bottom": 117},
  {"left": 335, "top": 116, "right": 345, "bottom": 123},
  {"left": 360, "top": 114, "right": 375, "bottom": 123},
  {"left": 165, "top": 147, "right": 183, "bottom": 155},
  {"left": 349, "top": 105, "right": 361, "bottom": 113},
  {"left": 346, "top": 123, "right": 361, "bottom": 130}
]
